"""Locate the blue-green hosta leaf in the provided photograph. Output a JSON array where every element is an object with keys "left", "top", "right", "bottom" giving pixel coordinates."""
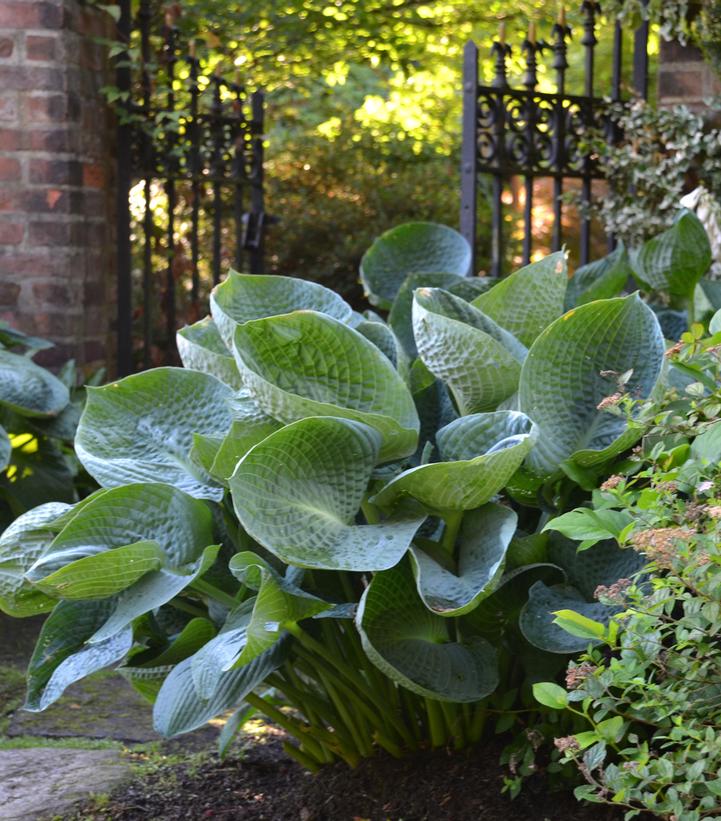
[
  {"left": 210, "top": 272, "right": 353, "bottom": 347},
  {"left": 0, "top": 349, "right": 69, "bottom": 417},
  {"left": 389, "top": 272, "right": 496, "bottom": 357},
  {"left": 0, "top": 424, "right": 9, "bottom": 471},
  {"left": 26, "top": 599, "right": 132, "bottom": 711},
  {"left": 230, "top": 417, "right": 425, "bottom": 571},
  {"left": 89, "top": 545, "right": 220, "bottom": 644},
  {"left": 76, "top": 368, "right": 235, "bottom": 500},
  {"left": 409, "top": 360, "right": 457, "bottom": 461},
  {"left": 519, "top": 581, "right": 617, "bottom": 654},
  {"left": 410, "top": 504, "right": 517, "bottom": 616},
  {"left": 32, "top": 483, "right": 214, "bottom": 574},
  {"left": 630, "top": 210, "right": 712, "bottom": 297},
  {"left": 651, "top": 306, "right": 688, "bottom": 341},
  {"left": 372, "top": 412, "right": 537, "bottom": 512},
  {"left": 471, "top": 252, "right": 568, "bottom": 346},
  {"left": 519, "top": 295, "right": 664, "bottom": 476},
  {"left": 0, "top": 502, "right": 71, "bottom": 617},
  {"left": 360, "top": 222, "right": 472, "bottom": 310},
  {"left": 31, "top": 540, "right": 165, "bottom": 599},
  {"left": 209, "top": 418, "right": 282, "bottom": 482},
  {"left": 356, "top": 560, "right": 498, "bottom": 702},
  {"left": 176, "top": 317, "right": 242, "bottom": 390},
  {"left": 233, "top": 311, "right": 419, "bottom": 461},
  {"left": 153, "top": 639, "right": 287, "bottom": 737},
  {"left": 565, "top": 245, "right": 632, "bottom": 310},
  {"left": 120, "top": 617, "right": 217, "bottom": 702},
  {"left": 413, "top": 288, "right": 527, "bottom": 414},
  {"left": 355, "top": 317, "right": 402, "bottom": 368},
  {"left": 0, "top": 322, "right": 54, "bottom": 353}
]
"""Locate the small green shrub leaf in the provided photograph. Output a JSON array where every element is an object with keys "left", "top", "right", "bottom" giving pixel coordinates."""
[
  {"left": 360, "top": 222, "right": 471, "bottom": 309},
  {"left": 552, "top": 609, "right": 607, "bottom": 640},
  {"left": 543, "top": 508, "right": 634, "bottom": 549},
  {"left": 176, "top": 316, "right": 242, "bottom": 389},
  {"left": 471, "top": 252, "right": 567, "bottom": 346},
  {"left": 519, "top": 295, "right": 664, "bottom": 476},
  {"left": 409, "top": 503, "right": 517, "bottom": 616},
  {"left": 210, "top": 272, "right": 353, "bottom": 347},
  {"left": 230, "top": 417, "right": 425, "bottom": 571},
  {"left": 372, "top": 412, "right": 537, "bottom": 511},
  {"left": 0, "top": 349, "right": 69, "bottom": 417},
  {"left": 532, "top": 681, "right": 568, "bottom": 710},
  {"left": 356, "top": 559, "right": 499, "bottom": 702},
  {"left": 233, "top": 311, "right": 419, "bottom": 461},
  {"left": 76, "top": 368, "right": 235, "bottom": 500}
]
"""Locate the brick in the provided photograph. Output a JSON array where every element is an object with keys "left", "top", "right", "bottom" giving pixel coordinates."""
[
  {"left": 28, "top": 220, "right": 83, "bottom": 246},
  {"left": 0, "top": 94, "right": 18, "bottom": 124},
  {"left": 0, "top": 2, "right": 64, "bottom": 29},
  {"left": 0, "top": 128, "right": 21, "bottom": 151},
  {"left": 29, "top": 158, "right": 82, "bottom": 186},
  {"left": 0, "top": 66, "right": 64, "bottom": 92},
  {"left": 26, "top": 35, "right": 57, "bottom": 62},
  {"left": 0, "top": 37, "right": 15, "bottom": 59},
  {"left": 0, "top": 157, "right": 20, "bottom": 181},
  {"left": 658, "top": 68, "right": 704, "bottom": 100},
  {"left": 0, "top": 281, "right": 20, "bottom": 305},
  {"left": 32, "top": 281, "right": 76, "bottom": 306},
  {"left": 25, "top": 92, "right": 81, "bottom": 124},
  {"left": 0, "top": 220, "right": 23, "bottom": 244},
  {"left": 660, "top": 39, "right": 703, "bottom": 63},
  {"left": 27, "top": 128, "right": 72, "bottom": 153},
  {"left": 82, "top": 162, "right": 105, "bottom": 189}
]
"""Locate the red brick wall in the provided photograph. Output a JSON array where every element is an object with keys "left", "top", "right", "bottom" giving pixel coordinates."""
[
  {"left": 658, "top": 38, "right": 721, "bottom": 111},
  {"left": 0, "top": 0, "right": 115, "bottom": 371}
]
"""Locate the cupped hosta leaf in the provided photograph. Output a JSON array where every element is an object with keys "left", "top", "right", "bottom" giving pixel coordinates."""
[
  {"left": 89, "top": 545, "right": 220, "bottom": 644},
  {"left": 519, "top": 537, "right": 644, "bottom": 653},
  {"left": 565, "top": 244, "right": 632, "bottom": 310},
  {"left": 26, "top": 599, "right": 132, "bottom": 711},
  {"left": 360, "top": 222, "right": 472, "bottom": 310},
  {"left": 630, "top": 210, "right": 712, "bottom": 297},
  {"left": 230, "top": 417, "right": 425, "bottom": 571},
  {"left": 209, "top": 418, "right": 282, "bottom": 482},
  {"left": 519, "top": 581, "right": 617, "bottom": 654},
  {"left": 33, "top": 483, "right": 214, "bottom": 572},
  {"left": 356, "top": 560, "right": 498, "bottom": 702},
  {"left": 409, "top": 360, "right": 457, "bottom": 460},
  {"left": 0, "top": 502, "right": 71, "bottom": 617},
  {"left": 389, "top": 272, "right": 495, "bottom": 357},
  {"left": 233, "top": 311, "right": 419, "bottom": 461},
  {"left": 0, "top": 349, "right": 69, "bottom": 417},
  {"left": 176, "top": 317, "right": 242, "bottom": 390},
  {"left": 76, "top": 368, "right": 235, "bottom": 500},
  {"left": 153, "top": 638, "right": 287, "bottom": 737},
  {"left": 413, "top": 288, "right": 527, "bottom": 413},
  {"left": 372, "top": 412, "right": 537, "bottom": 512},
  {"left": 210, "top": 272, "right": 353, "bottom": 347},
  {"left": 0, "top": 424, "right": 10, "bottom": 471},
  {"left": 519, "top": 295, "right": 664, "bottom": 476},
  {"left": 471, "top": 252, "right": 567, "bottom": 346},
  {"left": 31, "top": 540, "right": 165, "bottom": 600},
  {"left": 355, "top": 317, "right": 402, "bottom": 368},
  {"left": 410, "top": 504, "right": 517, "bottom": 616}
]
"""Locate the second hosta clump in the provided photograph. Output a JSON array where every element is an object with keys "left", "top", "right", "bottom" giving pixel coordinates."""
[{"left": 2, "top": 223, "right": 665, "bottom": 767}]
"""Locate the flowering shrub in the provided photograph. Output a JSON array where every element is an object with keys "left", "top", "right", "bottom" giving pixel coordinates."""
[{"left": 535, "top": 320, "right": 721, "bottom": 821}]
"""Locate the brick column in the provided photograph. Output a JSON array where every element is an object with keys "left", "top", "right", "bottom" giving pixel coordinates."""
[
  {"left": 0, "top": 0, "right": 115, "bottom": 371},
  {"left": 658, "top": 39, "right": 721, "bottom": 111}
]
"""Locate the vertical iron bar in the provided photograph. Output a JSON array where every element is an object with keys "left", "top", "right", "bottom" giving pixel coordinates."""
[
  {"left": 552, "top": 16, "right": 569, "bottom": 253},
  {"left": 188, "top": 46, "right": 201, "bottom": 311},
  {"left": 633, "top": 0, "right": 650, "bottom": 99},
  {"left": 580, "top": 1, "right": 597, "bottom": 266},
  {"left": 211, "top": 74, "right": 223, "bottom": 286},
  {"left": 490, "top": 34, "right": 509, "bottom": 278},
  {"left": 521, "top": 28, "right": 540, "bottom": 267},
  {"left": 248, "top": 90, "right": 265, "bottom": 275},
  {"left": 115, "top": 0, "right": 132, "bottom": 375},
  {"left": 460, "top": 40, "right": 479, "bottom": 276},
  {"left": 608, "top": 20, "right": 623, "bottom": 252},
  {"left": 232, "top": 82, "right": 246, "bottom": 272},
  {"left": 163, "top": 14, "right": 177, "bottom": 360},
  {"left": 140, "top": 0, "right": 153, "bottom": 369}
]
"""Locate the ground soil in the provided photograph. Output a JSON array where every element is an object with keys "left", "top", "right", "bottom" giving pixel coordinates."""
[{"left": 69, "top": 728, "right": 627, "bottom": 821}]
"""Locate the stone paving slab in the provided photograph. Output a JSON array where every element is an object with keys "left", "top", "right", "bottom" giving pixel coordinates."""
[{"left": 0, "top": 747, "right": 132, "bottom": 820}]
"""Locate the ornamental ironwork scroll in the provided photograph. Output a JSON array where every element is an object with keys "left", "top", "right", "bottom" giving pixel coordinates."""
[{"left": 460, "top": 0, "right": 651, "bottom": 277}]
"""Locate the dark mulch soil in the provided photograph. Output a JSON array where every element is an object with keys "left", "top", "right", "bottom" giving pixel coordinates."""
[{"left": 73, "top": 728, "right": 627, "bottom": 821}]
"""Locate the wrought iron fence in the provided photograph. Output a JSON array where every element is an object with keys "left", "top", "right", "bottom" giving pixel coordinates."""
[
  {"left": 460, "top": 0, "right": 652, "bottom": 276},
  {"left": 115, "top": 0, "right": 266, "bottom": 374}
]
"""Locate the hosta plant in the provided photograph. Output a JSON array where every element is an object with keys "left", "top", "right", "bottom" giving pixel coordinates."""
[
  {"left": 0, "top": 324, "right": 97, "bottom": 530},
  {"left": 2, "top": 223, "right": 669, "bottom": 768}
]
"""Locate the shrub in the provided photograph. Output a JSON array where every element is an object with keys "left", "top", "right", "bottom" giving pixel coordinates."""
[
  {"left": 534, "top": 320, "right": 721, "bottom": 821},
  {"left": 1, "top": 222, "right": 686, "bottom": 769}
]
